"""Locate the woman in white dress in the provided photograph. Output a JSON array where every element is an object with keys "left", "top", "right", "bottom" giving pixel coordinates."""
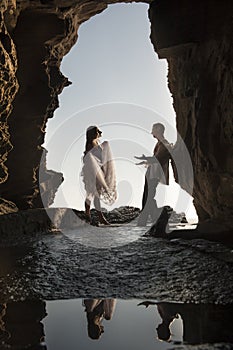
[
  {"left": 82, "top": 126, "right": 117, "bottom": 225},
  {"left": 83, "top": 299, "right": 117, "bottom": 339}
]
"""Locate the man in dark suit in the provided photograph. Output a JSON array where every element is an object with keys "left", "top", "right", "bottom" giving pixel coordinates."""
[{"left": 135, "top": 123, "right": 172, "bottom": 226}]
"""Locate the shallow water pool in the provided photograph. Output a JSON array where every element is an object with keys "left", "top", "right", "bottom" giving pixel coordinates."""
[{"left": 1, "top": 299, "right": 233, "bottom": 349}]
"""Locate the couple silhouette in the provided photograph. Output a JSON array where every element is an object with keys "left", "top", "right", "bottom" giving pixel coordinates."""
[{"left": 82, "top": 123, "right": 173, "bottom": 227}]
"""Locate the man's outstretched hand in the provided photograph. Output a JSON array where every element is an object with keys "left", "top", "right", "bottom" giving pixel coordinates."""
[
  {"left": 134, "top": 154, "right": 147, "bottom": 160},
  {"left": 134, "top": 154, "right": 148, "bottom": 165},
  {"left": 137, "top": 301, "right": 157, "bottom": 308}
]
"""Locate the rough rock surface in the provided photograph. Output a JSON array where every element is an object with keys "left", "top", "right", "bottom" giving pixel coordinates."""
[
  {"left": 1, "top": 206, "right": 232, "bottom": 307},
  {"left": 0, "top": 223, "right": 233, "bottom": 305},
  {"left": 149, "top": 0, "right": 233, "bottom": 231},
  {"left": 0, "top": 0, "right": 232, "bottom": 235},
  {"left": 0, "top": 205, "right": 190, "bottom": 243},
  {"left": 0, "top": 1, "right": 18, "bottom": 209}
]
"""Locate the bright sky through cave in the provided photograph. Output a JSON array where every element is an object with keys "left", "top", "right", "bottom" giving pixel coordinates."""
[{"left": 44, "top": 3, "right": 197, "bottom": 221}]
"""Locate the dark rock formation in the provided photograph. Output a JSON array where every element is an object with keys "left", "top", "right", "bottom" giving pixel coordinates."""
[
  {"left": 0, "top": 206, "right": 140, "bottom": 245},
  {"left": 0, "top": 1, "right": 18, "bottom": 210},
  {"left": 1, "top": 300, "right": 46, "bottom": 349},
  {"left": 74, "top": 205, "right": 140, "bottom": 226},
  {"left": 39, "top": 148, "right": 63, "bottom": 207},
  {"left": 146, "top": 205, "right": 173, "bottom": 237},
  {"left": 146, "top": 205, "right": 233, "bottom": 245},
  {"left": 149, "top": 0, "right": 233, "bottom": 233},
  {"left": 1, "top": 6, "right": 69, "bottom": 209},
  {"left": 0, "top": 0, "right": 232, "bottom": 238}
]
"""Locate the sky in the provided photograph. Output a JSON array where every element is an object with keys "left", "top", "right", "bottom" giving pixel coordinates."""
[{"left": 44, "top": 3, "right": 197, "bottom": 221}]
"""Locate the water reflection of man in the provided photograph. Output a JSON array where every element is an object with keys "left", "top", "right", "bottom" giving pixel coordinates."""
[
  {"left": 156, "top": 304, "right": 179, "bottom": 341},
  {"left": 138, "top": 300, "right": 233, "bottom": 345},
  {"left": 138, "top": 301, "right": 179, "bottom": 342},
  {"left": 83, "top": 299, "right": 116, "bottom": 340}
]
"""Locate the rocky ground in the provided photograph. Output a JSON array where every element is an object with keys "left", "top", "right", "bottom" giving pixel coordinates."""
[
  {"left": 0, "top": 207, "right": 233, "bottom": 349},
  {"left": 0, "top": 207, "right": 232, "bottom": 304}
]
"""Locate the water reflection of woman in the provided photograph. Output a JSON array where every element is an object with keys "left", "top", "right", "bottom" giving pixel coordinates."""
[
  {"left": 82, "top": 126, "right": 117, "bottom": 225},
  {"left": 83, "top": 299, "right": 116, "bottom": 340}
]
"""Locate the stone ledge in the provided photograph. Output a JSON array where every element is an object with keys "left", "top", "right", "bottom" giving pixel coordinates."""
[{"left": 0, "top": 206, "right": 140, "bottom": 244}]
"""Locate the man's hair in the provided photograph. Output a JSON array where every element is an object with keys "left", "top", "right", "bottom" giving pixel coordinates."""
[
  {"left": 153, "top": 123, "right": 165, "bottom": 134},
  {"left": 157, "top": 323, "right": 171, "bottom": 341}
]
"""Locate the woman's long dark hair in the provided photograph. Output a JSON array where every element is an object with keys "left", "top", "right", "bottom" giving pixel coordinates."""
[{"left": 84, "top": 126, "right": 100, "bottom": 156}]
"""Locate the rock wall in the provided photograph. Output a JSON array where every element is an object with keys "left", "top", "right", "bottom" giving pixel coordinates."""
[
  {"left": 0, "top": 0, "right": 149, "bottom": 211},
  {"left": 0, "top": 1, "right": 18, "bottom": 213},
  {"left": 0, "top": 0, "right": 232, "bottom": 232},
  {"left": 1, "top": 7, "right": 70, "bottom": 209},
  {"left": 149, "top": 0, "right": 233, "bottom": 230}
]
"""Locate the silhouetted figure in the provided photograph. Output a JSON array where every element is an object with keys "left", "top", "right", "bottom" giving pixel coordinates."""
[
  {"left": 156, "top": 303, "right": 179, "bottom": 341},
  {"left": 83, "top": 299, "right": 116, "bottom": 340},
  {"left": 138, "top": 301, "right": 178, "bottom": 342},
  {"left": 135, "top": 123, "right": 172, "bottom": 226},
  {"left": 138, "top": 300, "right": 233, "bottom": 344},
  {"left": 82, "top": 126, "right": 117, "bottom": 225}
]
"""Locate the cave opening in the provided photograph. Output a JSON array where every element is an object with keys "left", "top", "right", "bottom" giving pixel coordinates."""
[{"left": 43, "top": 3, "right": 197, "bottom": 222}]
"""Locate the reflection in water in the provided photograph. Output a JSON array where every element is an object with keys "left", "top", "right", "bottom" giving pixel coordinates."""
[
  {"left": 0, "top": 299, "right": 233, "bottom": 349},
  {"left": 0, "top": 301, "right": 47, "bottom": 349},
  {"left": 138, "top": 300, "right": 233, "bottom": 345},
  {"left": 83, "top": 299, "right": 116, "bottom": 339},
  {"left": 157, "top": 303, "right": 179, "bottom": 341},
  {"left": 0, "top": 304, "right": 7, "bottom": 344},
  {"left": 138, "top": 301, "right": 180, "bottom": 342}
]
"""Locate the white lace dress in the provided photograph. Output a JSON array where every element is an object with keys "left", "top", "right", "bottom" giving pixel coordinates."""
[{"left": 82, "top": 141, "right": 117, "bottom": 205}]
